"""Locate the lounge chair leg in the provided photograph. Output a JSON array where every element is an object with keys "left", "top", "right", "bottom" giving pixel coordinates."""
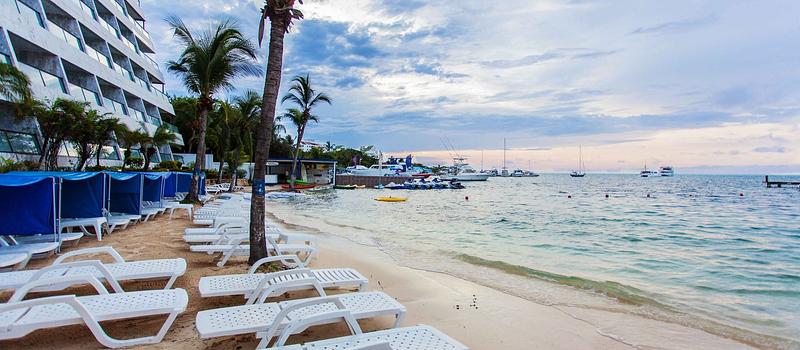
[
  {"left": 164, "top": 274, "right": 179, "bottom": 289},
  {"left": 393, "top": 311, "right": 406, "bottom": 328}
]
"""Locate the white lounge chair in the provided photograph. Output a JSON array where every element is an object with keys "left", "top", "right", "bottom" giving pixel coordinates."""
[
  {"left": 0, "top": 246, "right": 187, "bottom": 292},
  {"left": 195, "top": 287, "right": 405, "bottom": 348},
  {"left": 0, "top": 275, "right": 188, "bottom": 348},
  {"left": 60, "top": 217, "right": 107, "bottom": 241},
  {"left": 0, "top": 236, "right": 59, "bottom": 257},
  {"left": 0, "top": 252, "right": 31, "bottom": 270},
  {"left": 190, "top": 236, "right": 317, "bottom": 267},
  {"left": 198, "top": 255, "right": 367, "bottom": 300},
  {"left": 262, "top": 315, "right": 468, "bottom": 350},
  {"left": 12, "top": 232, "right": 84, "bottom": 247},
  {"left": 164, "top": 201, "right": 193, "bottom": 220}
]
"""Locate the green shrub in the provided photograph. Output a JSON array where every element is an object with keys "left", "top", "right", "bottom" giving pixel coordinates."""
[
  {"left": 0, "top": 158, "right": 41, "bottom": 173},
  {"left": 158, "top": 160, "right": 183, "bottom": 171},
  {"left": 127, "top": 157, "right": 144, "bottom": 169}
]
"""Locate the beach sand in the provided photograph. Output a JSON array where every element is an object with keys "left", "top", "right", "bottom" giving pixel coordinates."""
[{"left": 0, "top": 202, "right": 758, "bottom": 350}]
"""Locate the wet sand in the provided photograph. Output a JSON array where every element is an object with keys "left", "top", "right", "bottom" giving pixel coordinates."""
[{"left": 0, "top": 200, "right": 758, "bottom": 349}]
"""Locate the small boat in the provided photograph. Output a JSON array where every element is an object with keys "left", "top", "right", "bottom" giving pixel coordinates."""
[
  {"left": 640, "top": 163, "right": 658, "bottom": 177},
  {"left": 335, "top": 184, "right": 359, "bottom": 190},
  {"left": 511, "top": 169, "right": 525, "bottom": 177},
  {"left": 659, "top": 166, "right": 675, "bottom": 177},
  {"left": 570, "top": 145, "right": 586, "bottom": 177},
  {"left": 411, "top": 173, "right": 432, "bottom": 178},
  {"left": 306, "top": 184, "right": 334, "bottom": 193},
  {"left": 374, "top": 184, "right": 385, "bottom": 189},
  {"left": 281, "top": 183, "right": 316, "bottom": 190},
  {"left": 266, "top": 192, "right": 306, "bottom": 199},
  {"left": 374, "top": 196, "right": 407, "bottom": 202},
  {"left": 385, "top": 182, "right": 408, "bottom": 190}
]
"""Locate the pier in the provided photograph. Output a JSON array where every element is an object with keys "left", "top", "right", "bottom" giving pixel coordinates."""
[
  {"left": 336, "top": 175, "right": 414, "bottom": 187},
  {"left": 764, "top": 176, "right": 800, "bottom": 188}
]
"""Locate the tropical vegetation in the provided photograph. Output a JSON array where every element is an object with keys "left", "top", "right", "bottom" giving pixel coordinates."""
[
  {"left": 281, "top": 75, "right": 331, "bottom": 188},
  {"left": 166, "top": 16, "right": 261, "bottom": 203}
]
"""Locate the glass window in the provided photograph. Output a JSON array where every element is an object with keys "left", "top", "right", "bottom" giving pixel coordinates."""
[
  {"left": 59, "top": 141, "right": 78, "bottom": 157},
  {"left": 130, "top": 148, "right": 142, "bottom": 158},
  {"left": 0, "top": 132, "right": 12, "bottom": 152},
  {"left": 159, "top": 152, "right": 172, "bottom": 161},
  {"left": 100, "top": 145, "right": 120, "bottom": 160},
  {"left": 173, "top": 155, "right": 184, "bottom": 163},
  {"left": 5, "top": 131, "right": 40, "bottom": 154}
]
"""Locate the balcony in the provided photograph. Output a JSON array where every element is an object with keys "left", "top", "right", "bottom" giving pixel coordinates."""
[
  {"left": 99, "top": 17, "right": 120, "bottom": 39},
  {"left": 134, "top": 75, "right": 150, "bottom": 91},
  {"left": 111, "top": 61, "right": 134, "bottom": 81},
  {"left": 69, "top": 83, "right": 101, "bottom": 105},
  {"left": 85, "top": 45, "right": 112, "bottom": 68},
  {"left": 103, "top": 97, "right": 127, "bottom": 115},
  {"left": 121, "top": 36, "right": 137, "bottom": 53},
  {"left": 131, "top": 108, "right": 145, "bottom": 121},
  {"left": 15, "top": 0, "right": 44, "bottom": 28},
  {"left": 71, "top": 0, "right": 96, "bottom": 20},
  {"left": 18, "top": 62, "right": 66, "bottom": 93},
  {"left": 47, "top": 21, "right": 83, "bottom": 51},
  {"left": 163, "top": 122, "right": 179, "bottom": 133}
]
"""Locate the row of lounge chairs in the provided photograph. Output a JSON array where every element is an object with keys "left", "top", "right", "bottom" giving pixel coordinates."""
[{"left": 0, "top": 191, "right": 468, "bottom": 349}]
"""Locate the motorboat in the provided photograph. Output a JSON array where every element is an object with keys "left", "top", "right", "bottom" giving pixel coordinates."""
[
  {"left": 640, "top": 163, "right": 658, "bottom": 177},
  {"left": 511, "top": 169, "right": 525, "bottom": 177},
  {"left": 659, "top": 166, "right": 675, "bottom": 177},
  {"left": 441, "top": 157, "right": 490, "bottom": 181},
  {"left": 524, "top": 171, "right": 540, "bottom": 177}
]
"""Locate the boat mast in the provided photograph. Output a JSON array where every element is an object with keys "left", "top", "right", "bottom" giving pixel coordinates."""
[
  {"left": 481, "top": 149, "right": 484, "bottom": 171},
  {"left": 503, "top": 138, "right": 507, "bottom": 171}
]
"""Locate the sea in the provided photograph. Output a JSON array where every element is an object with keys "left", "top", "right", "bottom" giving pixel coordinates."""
[{"left": 265, "top": 174, "right": 800, "bottom": 349}]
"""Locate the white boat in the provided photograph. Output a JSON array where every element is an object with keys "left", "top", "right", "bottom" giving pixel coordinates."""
[
  {"left": 524, "top": 160, "right": 540, "bottom": 177},
  {"left": 442, "top": 157, "right": 490, "bottom": 181},
  {"left": 640, "top": 163, "right": 658, "bottom": 177},
  {"left": 659, "top": 166, "right": 675, "bottom": 177},
  {"left": 570, "top": 146, "right": 586, "bottom": 177},
  {"left": 511, "top": 169, "right": 525, "bottom": 177},
  {"left": 346, "top": 164, "right": 405, "bottom": 176}
]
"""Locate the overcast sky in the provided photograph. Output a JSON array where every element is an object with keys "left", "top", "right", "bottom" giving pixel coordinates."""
[{"left": 142, "top": 0, "right": 800, "bottom": 173}]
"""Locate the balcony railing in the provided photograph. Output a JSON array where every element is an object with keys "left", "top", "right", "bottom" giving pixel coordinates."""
[
  {"left": 111, "top": 61, "right": 134, "bottom": 81},
  {"left": 16, "top": 0, "right": 44, "bottom": 28},
  {"left": 103, "top": 97, "right": 128, "bottom": 115},
  {"left": 109, "top": 0, "right": 126, "bottom": 17},
  {"left": 47, "top": 21, "right": 84, "bottom": 52},
  {"left": 163, "top": 122, "right": 180, "bottom": 134},
  {"left": 71, "top": 0, "right": 96, "bottom": 20},
  {"left": 133, "top": 20, "right": 151, "bottom": 41},
  {"left": 135, "top": 76, "right": 151, "bottom": 91},
  {"left": 69, "top": 83, "right": 101, "bottom": 105},
  {"left": 145, "top": 115, "right": 161, "bottom": 126},
  {"left": 85, "top": 45, "right": 112, "bottom": 68},
  {"left": 131, "top": 108, "right": 145, "bottom": 121},
  {"left": 18, "top": 62, "right": 66, "bottom": 93},
  {"left": 121, "top": 36, "right": 138, "bottom": 53},
  {"left": 143, "top": 53, "right": 160, "bottom": 72},
  {"left": 99, "top": 17, "right": 120, "bottom": 39}
]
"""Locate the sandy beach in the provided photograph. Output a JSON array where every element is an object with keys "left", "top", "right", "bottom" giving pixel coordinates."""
[{"left": 0, "top": 201, "right": 759, "bottom": 350}]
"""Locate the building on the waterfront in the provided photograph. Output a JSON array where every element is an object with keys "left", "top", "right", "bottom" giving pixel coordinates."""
[
  {"left": 300, "top": 140, "right": 323, "bottom": 153},
  {"left": 0, "top": 0, "right": 182, "bottom": 167}
]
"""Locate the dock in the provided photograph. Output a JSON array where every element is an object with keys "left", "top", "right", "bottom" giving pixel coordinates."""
[
  {"left": 764, "top": 176, "right": 800, "bottom": 188},
  {"left": 336, "top": 175, "right": 413, "bottom": 187}
]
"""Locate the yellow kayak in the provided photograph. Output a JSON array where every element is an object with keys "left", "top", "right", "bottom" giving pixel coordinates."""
[{"left": 375, "top": 196, "right": 407, "bottom": 202}]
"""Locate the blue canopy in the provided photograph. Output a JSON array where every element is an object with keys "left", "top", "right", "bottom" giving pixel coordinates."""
[
  {"left": 162, "top": 172, "right": 178, "bottom": 197},
  {"left": 0, "top": 175, "right": 58, "bottom": 235},
  {"left": 107, "top": 172, "right": 142, "bottom": 215},
  {"left": 141, "top": 173, "right": 164, "bottom": 203},
  {"left": 8, "top": 171, "right": 106, "bottom": 219},
  {"left": 176, "top": 172, "right": 192, "bottom": 193}
]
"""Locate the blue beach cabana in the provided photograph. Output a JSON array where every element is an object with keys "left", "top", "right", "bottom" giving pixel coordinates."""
[
  {"left": 175, "top": 172, "right": 204, "bottom": 195},
  {"left": 141, "top": 173, "right": 165, "bottom": 205},
  {"left": 7, "top": 171, "right": 106, "bottom": 219},
  {"left": 161, "top": 172, "right": 178, "bottom": 197},
  {"left": 107, "top": 172, "right": 143, "bottom": 215},
  {"left": 0, "top": 175, "right": 59, "bottom": 236}
]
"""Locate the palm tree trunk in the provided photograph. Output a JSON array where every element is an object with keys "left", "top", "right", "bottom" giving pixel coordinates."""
[
  {"left": 250, "top": 15, "right": 288, "bottom": 264},
  {"left": 96, "top": 145, "right": 102, "bottom": 166},
  {"left": 187, "top": 103, "right": 209, "bottom": 202},
  {"left": 143, "top": 147, "right": 152, "bottom": 170},
  {"left": 289, "top": 126, "right": 305, "bottom": 189}
]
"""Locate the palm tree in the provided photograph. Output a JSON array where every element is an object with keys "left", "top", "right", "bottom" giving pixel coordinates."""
[
  {"left": 249, "top": 0, "right": 304, "bottom": 263},
  {"left": 0, "top": 63, "right": 32, "bottom": 117},
  {"left": 231, "top": 91, "right": 262, "bottom": 188},
  {"left": 93, "top": 117, "right": 127, "bottom": 167},
  {"left": 117, "top": 128, "right": 151, "bottom": 171},
  {"left": 142, "top": 125, "right": 178, "bottom": 170},
  {"left": 281, "top": 75, "right": 331, "bottom": 188},
  {"left": 69, "top": 107, "right": 109, "bottom": 171},
  {"left": 166, "top": 16, "right": 261, "bottom": 202}
]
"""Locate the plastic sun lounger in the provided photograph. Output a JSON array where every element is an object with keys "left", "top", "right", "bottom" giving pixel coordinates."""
[
  {"left": 13, "top": 232, "right": 84, "bottom": 247},
  {"left": 189, "top": 236, "right": 317, "bottom": 267},
  {"left": 262, "top": 316, "right": 469, "bottom": 350},
  {"left": 60, "top": 217, "right": 107, "bottom": 241},
  {"left": 0, "top": 275, "right": 188, "bottom": 348},
  {"left": 195, "top": 287, "right": 406, "bottom": 349},
  {"left": 198, "top": 255, "right": 367, "bottom": 300},
  {"left": 0, "top": 246, "right": 187, "bottom": 292},
  {"left": 0, "top": 252, "right": 31, "bottom": 270},
  {"left": 164, "top": 201, "right": 193, "bottom": 220},
  {"left": 0, "top": 237, "right": 59, "bottom": 257}
]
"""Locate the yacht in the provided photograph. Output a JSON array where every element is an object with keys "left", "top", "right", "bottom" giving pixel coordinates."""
[
  {"left": 441, "top": 157, "right": 490, "bottom": 181},
  {"left": 570, "top": 146, "right": 586, "bottom": 177},
  {"left": 659, "top": 166, "right": 675, "bottom": 177},
  {"left": 524, "top": 171, "right": 540, "bottom": 177},
  {"left": 511, "top": 169, "right": 525, "bottom": 177},
  {"left": 640, "top": 163, "right": 658, "bottom": 177}
]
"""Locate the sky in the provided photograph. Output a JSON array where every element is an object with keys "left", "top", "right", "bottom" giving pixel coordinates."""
[{"left": 141, "top": 0, "right": 800, "bottom": 174}]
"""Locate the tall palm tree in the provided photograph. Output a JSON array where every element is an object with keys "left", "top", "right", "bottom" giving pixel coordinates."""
[
  {"left": 142, "top": 125, "right": 178, "bottom": 170},
  {"left": 166, "top": 16, "right": 261, "bottom": 202},
  {"left": 93, "top": 117, "right": 127, "bottom": 167},
  {"left": 281, "top": 75, "right": 331, "bottom": 188},
  {"left": 249, "top": 0, "right": 304, "bottom": 263}
]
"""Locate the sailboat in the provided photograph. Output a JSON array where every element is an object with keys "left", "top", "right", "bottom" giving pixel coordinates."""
[
  {"left": 570, "top": 146, "right": 586, "bottom": 177},
  {"left": 500, "top": 138, "right": 510, "bottom": 177}
]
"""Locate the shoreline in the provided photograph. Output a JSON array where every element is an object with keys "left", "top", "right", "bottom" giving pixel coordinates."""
[{"left": 263, "top": 203, "right": 771, "bottom": 350}]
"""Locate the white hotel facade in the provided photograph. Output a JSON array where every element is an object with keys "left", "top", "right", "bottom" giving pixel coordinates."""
[{"left": 0, "top": 0, "right": 182, "bottom": 166}]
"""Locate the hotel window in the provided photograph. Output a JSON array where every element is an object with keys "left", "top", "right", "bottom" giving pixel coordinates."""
[
  {"left": 99, "top": 145, "right": 120, "bottom": 160},
  {"left": 1, "top": 130, "right": 41, "bottom": 154}
]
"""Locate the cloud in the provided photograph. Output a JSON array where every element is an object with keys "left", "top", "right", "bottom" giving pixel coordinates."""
[
  {"left": 630, "top": 16, "right": 717, "bottom": 35},
  {"left": 752, "top": 146, "right": 786, "bottom": 153}
]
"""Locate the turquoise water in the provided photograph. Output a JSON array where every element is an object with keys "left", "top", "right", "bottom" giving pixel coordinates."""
[{"left": 272, "top": 174, "right": 800, "bottom": 346}]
